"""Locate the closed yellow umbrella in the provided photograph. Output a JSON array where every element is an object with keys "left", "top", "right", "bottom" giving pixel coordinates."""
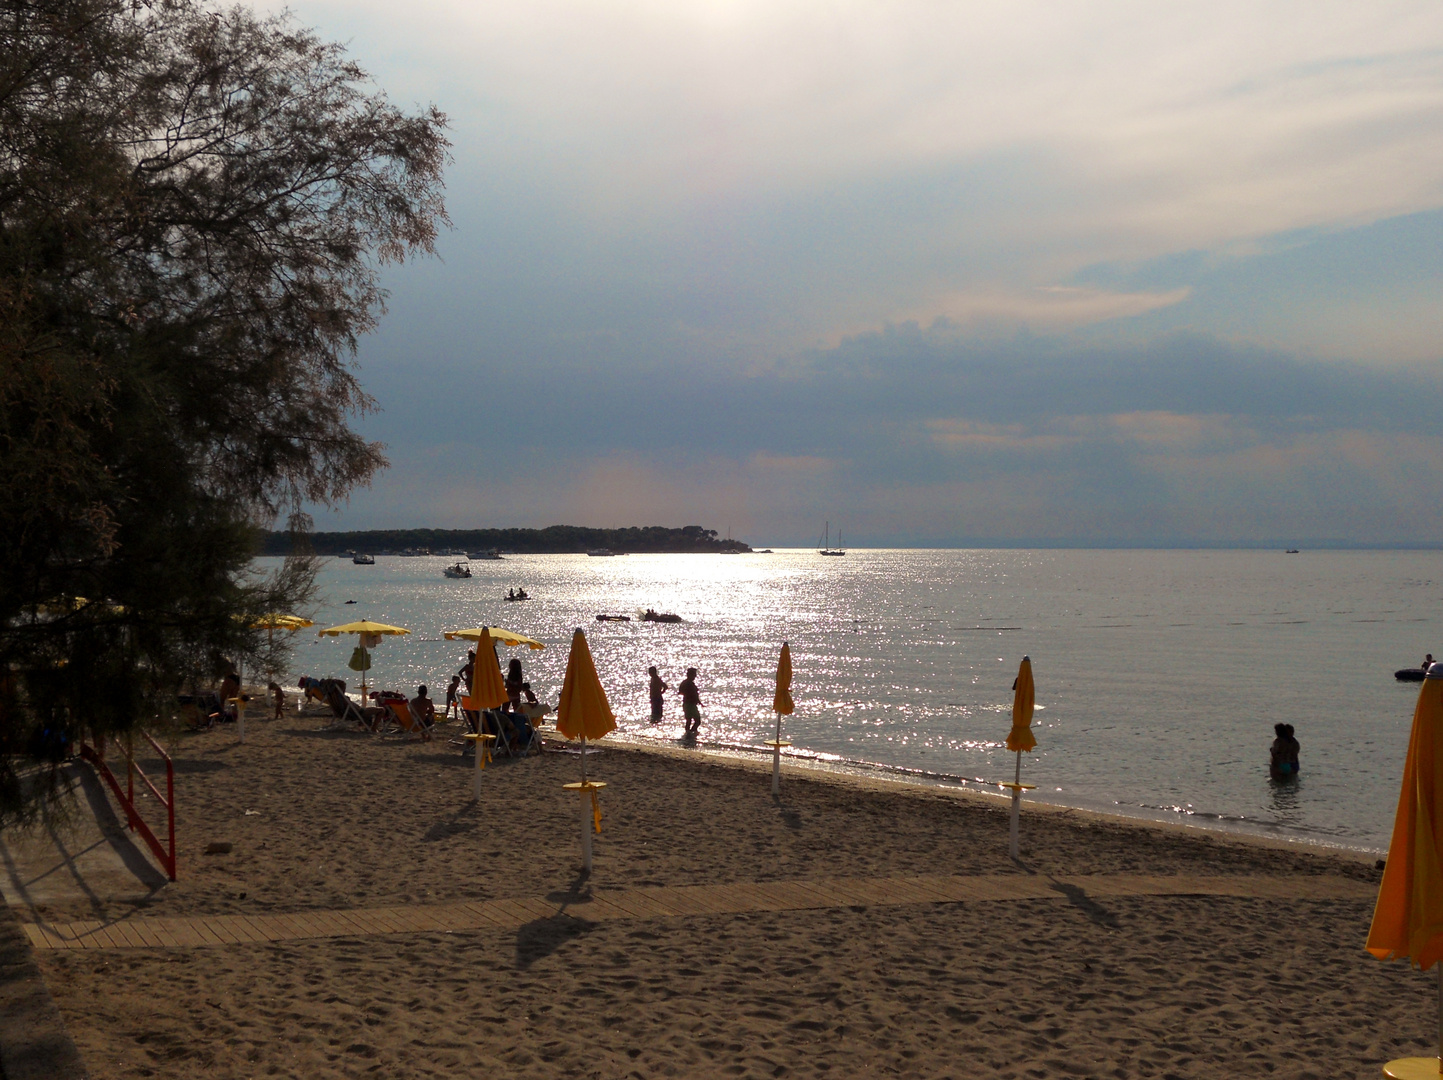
[
  {"left": 767, "top": 642, "right": 794, "bottom": 795},
  {"left": 557, "top": 628, "right": 616, "bottom": 744},
  {"left": 557, "top": 628, "right": 614, "bottom": 872},
  {"left": 1006, "top": 656, "right": 1036, "bottom": 753},
  {"left": 1368, "top": 667, "right": 1443, "bottom": 1079},
  {"left": 467, "top": 627, "right": 509, "bottom": 711},
  {"left": 1002, "top": 655, "right": 1037, "bottom": 860}
]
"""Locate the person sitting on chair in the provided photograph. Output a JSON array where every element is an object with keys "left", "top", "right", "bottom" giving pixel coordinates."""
[{"left": 410, "top": 685, "right": 436, "bottom": 740}]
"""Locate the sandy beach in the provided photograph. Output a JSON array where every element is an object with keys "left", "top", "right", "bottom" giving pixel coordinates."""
[{"left": 3, "top": 704, "right": 1431, "bottom": 1079}]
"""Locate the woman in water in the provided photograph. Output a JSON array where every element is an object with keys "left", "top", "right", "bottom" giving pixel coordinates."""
[{"left": 1269, "top": 722, "right": 1300, "bottom": 781}]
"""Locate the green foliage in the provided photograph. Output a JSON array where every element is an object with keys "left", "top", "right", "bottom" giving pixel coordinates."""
[
  {"left": 263, "top": 525, "right": 752, "bottom": 555},
  {"left": 0, "top": 0, "right": 449, "bottom": 822}
]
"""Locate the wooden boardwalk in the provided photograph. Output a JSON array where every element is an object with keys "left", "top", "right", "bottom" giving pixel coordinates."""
[{"left": 21, "top": 871, "right": 1374, "bottom": 952}]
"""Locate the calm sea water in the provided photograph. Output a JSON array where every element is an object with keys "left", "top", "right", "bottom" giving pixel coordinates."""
[{"left": 266, "top": 549, "right": 1443, "bottom": 851}]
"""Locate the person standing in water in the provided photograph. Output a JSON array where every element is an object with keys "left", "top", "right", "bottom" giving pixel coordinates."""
[
  {"left": 679, "top": 667, "right": 702, "bottom": 734},
  {"left": 648, "top": 666, "right": 668, "bottom": 723},
  {"left": 1270, "top": 723, "right": 1301, "bottom": 781}
]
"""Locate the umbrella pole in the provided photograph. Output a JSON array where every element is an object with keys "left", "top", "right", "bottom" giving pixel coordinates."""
[
  {"left": 236, "top": 661, "right": 245, "bottom": 744},
  {"left": 1437, "top": 964, "right": 1441, "bottom": 1071},
  {"left": 1009, "top": 750, "right": 1022, "bottom": 860},
  {"left": 580, "top": 735, "right": 592, "bottom": 873},
  {"left": 772, "top": 711, "right": 783, "bottom": 796}
]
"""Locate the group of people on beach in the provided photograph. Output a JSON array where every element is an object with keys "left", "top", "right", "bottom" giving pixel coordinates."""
[{"left": 648, "top": 666, "right": 703, "bottom": 733}]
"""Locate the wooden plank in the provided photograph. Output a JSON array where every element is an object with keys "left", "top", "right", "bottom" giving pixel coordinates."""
[
  {"left": 120, "top": 921, "right": 171, "bottom": 949},
  {"left": 483, "top": 899, "right": 538, "bottom": 927},
  {"left": 626, "top": 888, "right": 691, "bottom": 917},
  {"left": 453, "top": 901, "right": 516, "bottom": 930},
  {"left": 575, "top": 894, "right": 643, "bottom": 921},
  {"left": 156, "top": 919, "right": 208, "bottom": 947}
]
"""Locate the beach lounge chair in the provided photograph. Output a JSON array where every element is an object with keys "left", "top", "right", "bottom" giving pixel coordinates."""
[
  {"left": 383, "top": 699, "right": 432, "bottom": 741},
  {"left": 320, "top": 679, "right": 371, "bottom": 731}
]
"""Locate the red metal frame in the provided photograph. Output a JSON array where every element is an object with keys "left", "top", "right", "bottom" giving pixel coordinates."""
[{"left": 79, "top": 731, "right": 176, "bottom": 881}]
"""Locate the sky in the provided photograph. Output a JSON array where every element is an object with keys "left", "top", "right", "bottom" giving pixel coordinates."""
[{"left": 265, "top": 0, "right": 1443, "bottom": 546}]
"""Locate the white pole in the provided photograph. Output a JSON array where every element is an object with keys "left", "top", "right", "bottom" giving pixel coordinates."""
[
  {"left": 1009, "top": 750, "right": 1021, "bottom": 860},
  {"left": 580, "top": 786, "right": 593, "bottom": 873},
  {"left": 772, "top": 711, "right": 782, "bottom": 796},
  {"left": 472, "top": 734, "right": 483, "bottom": 800}
]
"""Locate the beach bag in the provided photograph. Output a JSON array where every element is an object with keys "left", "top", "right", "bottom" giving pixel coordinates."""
[{"left": 348, "top": 646, "right": 371, "bottom": 672}]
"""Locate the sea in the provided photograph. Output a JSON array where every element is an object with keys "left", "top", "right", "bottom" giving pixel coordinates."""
[{"left": 263, "top": 548, "right": 1443, "bottom": 853}]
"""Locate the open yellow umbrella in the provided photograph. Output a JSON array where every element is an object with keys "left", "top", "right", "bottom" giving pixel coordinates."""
[
  {"left": 1002, "top": 655, "right": 1037, "bottom": 860},
  {"left": 557, "top": 628, "right": 615, "bottom": 872},
  {"left": 767, "top": 642, "right": 794, "bottom": 795},
  {"left": 1368, "top": 667, "right": 1443, "bottom": 1079},
  {"left": 444, "top": 626, "right": 545, "bottom": 650},
  {"left": 253, "top": 614, "right": 315, "bottom": 632},
  {"left": 316, "top": 620, "right": 409, "bottom": 697}
]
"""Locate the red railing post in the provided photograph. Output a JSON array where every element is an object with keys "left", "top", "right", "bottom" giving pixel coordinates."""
[{"left": 79, "top": 730, "right": 177, "bottom": 881}]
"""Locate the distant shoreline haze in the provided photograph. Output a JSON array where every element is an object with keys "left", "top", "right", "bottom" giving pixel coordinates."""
[
  {"left": 264, "top": 528, "right": 1443, "bottom": 555},
  {"left": 262, "top": 525, "right": 753, "bottom": 556}
]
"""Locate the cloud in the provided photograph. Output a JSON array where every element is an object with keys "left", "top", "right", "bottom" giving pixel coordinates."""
[{"left": 323, "top": 329, "right": 1443, "bottom": 544}]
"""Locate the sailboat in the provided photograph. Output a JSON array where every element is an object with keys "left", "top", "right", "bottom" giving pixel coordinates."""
[{"left": 818, "top": 521, "right": 845, "bottom": 557}]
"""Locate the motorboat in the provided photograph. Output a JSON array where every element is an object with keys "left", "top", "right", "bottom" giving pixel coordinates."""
[
  {"left": 595, "top": 614, "right": 632, "bottom": 622},
  {"left": 504, "top": 589, "right": 531, "bottom": 601},
  {"left": 443, "top": 562, "right": 472, "bottom": 579},
  {"left": 352, "top": 552, "right": 375, "bottom": 565},
  {"left": 587, "top": 548, "right": 615, "bottom": 557},
  {"left": 469, "top": 549, "right": 503, "bottom": 560},
  {"left": 641, "top": 608, "right": 683, "bottom": 624},
  {"left": 1397, "top": 667, "right": 1429, "bottom": 682}
]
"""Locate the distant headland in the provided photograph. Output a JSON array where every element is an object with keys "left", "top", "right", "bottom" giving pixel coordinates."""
[{"left": 261, "top": 525, "right": 752, "bottom": 556}]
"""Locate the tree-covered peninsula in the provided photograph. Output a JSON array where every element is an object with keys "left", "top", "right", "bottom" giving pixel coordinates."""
[{"left": 261, "top": 525, "right": 753, "bottom": 555}]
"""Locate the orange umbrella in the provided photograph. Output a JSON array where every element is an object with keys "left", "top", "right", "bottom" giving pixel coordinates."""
[
  {"left": 768, "top": 642, "right": 794, "bottom": 795},
  {"left": 466, "top": 627, "right": 509, "bottom": 711},
  {"left": 556, "top": 628, "right": 616, "bottom": 745},
  {"left": 1006, "top": 656, "right": 1036, "bottom": 753},
  {"left": 772, "top": 642, "right": 794, "bottom": 717},
  {"left": 1002, "top": 655, "right": 1037, "bottom": 860},
  {"left": 1368, "top": 667, "right": 1443, "bottom": 1079},
  {"left": 557, "top": 628, "right": 614, "bottom": 872}
]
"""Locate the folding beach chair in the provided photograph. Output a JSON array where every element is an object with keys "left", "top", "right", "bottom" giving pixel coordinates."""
[
  {"left": 383, "top": 699, "right": 432, "bottom": 741},
  {"left": 320, "top": 679, "right": 371, "bottom": 731}
]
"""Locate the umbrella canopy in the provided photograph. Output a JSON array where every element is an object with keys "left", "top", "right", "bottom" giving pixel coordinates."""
[
  {"left": 773, "top": 642, "right": 794, "bottom": 715},
  {"left": 468, "top": 627, "right": 509, "bottom": 710},
  {"left": 556, "top": 628, "right": 616, "bottom": 742},
  {"left": 444, "top": 626, "right": 545, "bottom": 650},
  {"left": 317, "top": 620, "right": 409, "bottom": 637},
  {"left": 1005, "top": 656, "right": 1036, "bottom": 753},
  {"left": 252, "top": 613, "right": 314, "bottom": 631},
  {"left": 1369, "top": 669, "right": 1443, "bottom": 968}
]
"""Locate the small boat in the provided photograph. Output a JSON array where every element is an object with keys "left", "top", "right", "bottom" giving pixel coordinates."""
[
  {"left": 443, "top": 562, "right": 472, "bottom": 579},
  {"left": 641, "top": 609, "right": 683, "bottom": 624},
  {"left": 504, "top": 590, "right": 531, "bottom": 601},
  {"left": 587, "top": 548, "right": 615, "bottom": 557},
  {"left": 595, "top": 614, "right": 632, "bottom": 622},
  {"left": 818, "top": 521, "right": 845, "bottom": 556},
  {"left": 1397, "top": 668, "right": 1429, "bottom": 682},
  {"left": 1285, "top": 548, "right": 1300, "bottom": 554},
  {"left": 352, "top": 552, "right": 375, "bottom": 565},
  {"left": 469, "top": 550, "right": 503, "bottom": 560}
]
